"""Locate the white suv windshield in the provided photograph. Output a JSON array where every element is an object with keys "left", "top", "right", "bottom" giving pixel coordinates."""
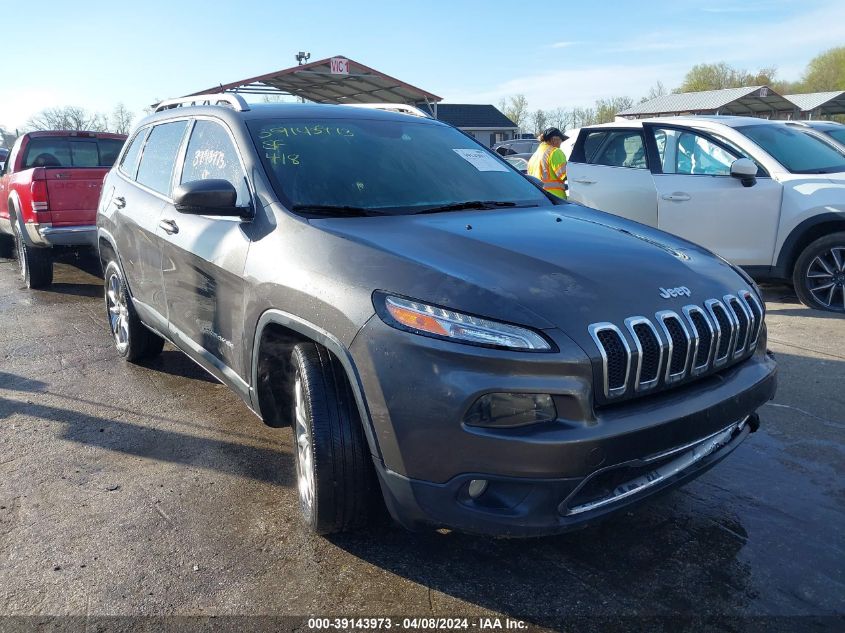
[
  {"left": 738, "top": 124, "right": 845, "bottom": 174},
  {"left": 248, "top": 118, "right": 551, "bottom": 215}
]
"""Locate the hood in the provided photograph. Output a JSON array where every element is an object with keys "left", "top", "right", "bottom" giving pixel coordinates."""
[{"left": 313, "top": 206, "right": 753, "bottom": 341}]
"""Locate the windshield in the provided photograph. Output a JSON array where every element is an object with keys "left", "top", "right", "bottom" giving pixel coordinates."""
[
  {"left": 737, "top": 124, "right": 845, "bottom": 174},
  {"left": 825, "top": 128, "right": 845, "bottom": 145},
  {"left": 247, "top": 117, "right": 551, "bottom": 215}
]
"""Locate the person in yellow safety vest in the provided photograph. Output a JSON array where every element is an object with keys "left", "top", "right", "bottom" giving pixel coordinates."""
[{"left": 527, "top": 127, "right": 570, "bottom": 199}]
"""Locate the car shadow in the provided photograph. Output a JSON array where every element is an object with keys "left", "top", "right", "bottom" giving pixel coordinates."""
[
  {"left": 139, "top": 350, "right": 221, "bottom": 384},
  {"left": 0, "top": 395, "right": 292, "bottom": 487}
]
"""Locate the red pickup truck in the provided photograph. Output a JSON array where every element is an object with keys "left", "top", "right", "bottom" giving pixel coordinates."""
[{"left": 0, "top": 131, "right": 126, "bottom": 287}]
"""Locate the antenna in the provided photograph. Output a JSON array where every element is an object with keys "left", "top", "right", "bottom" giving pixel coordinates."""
[{"left": 295, "top": 51, "right": 311, "bottom": 66}]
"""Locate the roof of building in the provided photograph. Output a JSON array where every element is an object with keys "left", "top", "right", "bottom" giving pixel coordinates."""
[
  {"left": 435, "top": 104, "right": 518, "bottom": 128},
  {"left": 784, "top": 91, "right": 845, "bottom": 115},
  {"left": 186, "top": 56, "right": 441, "bottom": 106},
  {"left": 619, "top": 86, "right": 796, "bottom": 118}
]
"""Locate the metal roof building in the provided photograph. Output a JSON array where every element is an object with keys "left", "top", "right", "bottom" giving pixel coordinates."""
[
  {"left": 783, "top": 91, "right": 845, "bottom": 118},
  {"left": 187, "top": 55, "right": 442, "bottom": 112},
  {"left": 434, "top": 104, "right": 519, "bottom": 147},
  {"left": 619, "top": 86, "right": 797, "bottom": 119}
]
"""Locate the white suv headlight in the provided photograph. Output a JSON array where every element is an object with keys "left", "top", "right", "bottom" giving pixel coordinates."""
[{"left": 375, "top": 293, "right": 552, "bottom": 351}]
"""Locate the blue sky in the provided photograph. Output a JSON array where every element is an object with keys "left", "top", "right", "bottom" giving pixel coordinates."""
[{"left": 2, "top": 0, "right": 844, "bottom": 131}]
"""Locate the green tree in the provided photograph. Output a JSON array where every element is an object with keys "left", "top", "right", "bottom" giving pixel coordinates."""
[
  {"left": 677, "top": 62, "right": 777, "bottom": 92},
  {"left": 595, "top": 96, "right": 634, "bottom": 123},
  {"left": 801, "top": 46, "right": 845, "bottom": 92},
  {"left": 498, "top": 94, "right": 529, "bottom": 130}
]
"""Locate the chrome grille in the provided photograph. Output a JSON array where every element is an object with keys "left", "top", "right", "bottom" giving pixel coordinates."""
[{"left": 590, "top": 289, "right": 764, "bottom": 400}]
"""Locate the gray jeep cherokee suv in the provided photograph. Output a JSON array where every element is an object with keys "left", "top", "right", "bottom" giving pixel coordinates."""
[{"left": 97, "top": 95, "right": 777, "bottom": 536}]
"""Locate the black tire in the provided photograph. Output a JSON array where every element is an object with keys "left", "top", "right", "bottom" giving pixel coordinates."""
[
  {"left": 13, "top": 222, "right": 53, "bottom": 288},
  {"left": 792, "top": 231, "right": 845, "bottom": 313},
  {"left": 290, "top": 342, "right": 379, "bottom": 534},
  {"left": 103, "top": 260, "right": 165, "bottom": 362},
  {"left": 0, "top": 233, "right": 13, "bottom": 258}
]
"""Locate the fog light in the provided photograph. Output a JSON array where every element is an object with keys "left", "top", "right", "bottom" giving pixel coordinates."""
[
  {"left": 468, "top": 479, "right": 488, "bottom": 499},
  {"left": 464, "top": 393, "right": 557, "bottom": 428}
]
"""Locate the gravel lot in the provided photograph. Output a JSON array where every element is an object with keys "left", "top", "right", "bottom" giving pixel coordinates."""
[{"left": 0, "top": 251, "right": 842, "bottom": 631}]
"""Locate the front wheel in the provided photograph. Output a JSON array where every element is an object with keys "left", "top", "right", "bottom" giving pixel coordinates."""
[
  {"left": 103, "top": 260, "right": 164, "bottom": 361},
  {"left": 291, "top": 342, "right": 379, "bottom": 534},
  {"left": 793, "top": 232, "right": 845, "bottom": 312}
]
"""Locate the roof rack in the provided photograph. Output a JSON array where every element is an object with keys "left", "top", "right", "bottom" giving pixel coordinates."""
[
  {"left": 344, "top": 103, "right": 432, "bottom": 118},
  {"left": 154, "top": 93, "right": 251, "bottom": 113}
]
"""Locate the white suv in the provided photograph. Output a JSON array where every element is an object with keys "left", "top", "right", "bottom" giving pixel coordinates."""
[{"left": 567, "top": 116, "right": 845, "bottom": 312}]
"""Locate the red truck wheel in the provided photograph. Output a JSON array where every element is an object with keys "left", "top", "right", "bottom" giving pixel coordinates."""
[{"left": 13, "top": 223, "right": 53, "bottom": 288}]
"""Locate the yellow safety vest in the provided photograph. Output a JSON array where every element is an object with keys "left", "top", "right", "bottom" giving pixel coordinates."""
[{"left": 527, "top": 142, "right": 567, "bottom": 199}]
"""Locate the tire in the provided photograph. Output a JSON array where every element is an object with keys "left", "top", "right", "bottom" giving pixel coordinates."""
[
  {"left": 290, "top": 342, "right": 379, "bottom": 534},
  {"left": 792, "top": 231, "right": 845, "bottom": 313},
  {"left": 103, "top": 260, "right": 165, "bottom": 362},
  {"left": 0, "top": 233, "right": 13, "bottom": 258},
  {"left": 12, "top": 222, "right": 53, "bottom": 288}
]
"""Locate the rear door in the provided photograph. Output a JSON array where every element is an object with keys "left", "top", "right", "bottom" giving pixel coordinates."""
[
  {"left": 114, "top": 121, "right": 189, "bottom": 324},
  {"left": 644, "top": 124, "right": 782, "bottom": 265},
  {"left": 158, "top": 118, "right": 253, "bottom": 390},
  {"left": 567, "top": 128, "right": 658, "bottom": 226}
]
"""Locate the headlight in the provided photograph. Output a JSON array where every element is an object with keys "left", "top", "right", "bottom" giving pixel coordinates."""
[{"left": 375, "top": 293, "right": 552, "bottom": 351}]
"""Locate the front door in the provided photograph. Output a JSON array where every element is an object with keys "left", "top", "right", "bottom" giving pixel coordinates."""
[
  {"left": 158, "top": 119, "right": 253, "bottom": 389},
  {"left": 645, "top": 124, "right": 783, "bottom": 266}
]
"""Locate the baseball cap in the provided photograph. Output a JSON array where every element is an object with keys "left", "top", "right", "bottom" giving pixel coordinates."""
[{"left": 543, "top": 127, "right": 569, "bottom": 141}]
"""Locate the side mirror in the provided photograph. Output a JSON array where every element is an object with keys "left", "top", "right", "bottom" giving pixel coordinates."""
[
  {"left": 173, "top": 179, "right": 246, "bottom": 217},
  {"left": 730, "top": 158, "right": 757, "bottom": 188}
]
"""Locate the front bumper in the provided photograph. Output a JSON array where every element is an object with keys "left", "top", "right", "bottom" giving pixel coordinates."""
[
  {"left": 24, "top": 223, "right": 97, "bottom": 248},
  {"left": 351, "top": 317, "right": 777, "bottom": 536}
]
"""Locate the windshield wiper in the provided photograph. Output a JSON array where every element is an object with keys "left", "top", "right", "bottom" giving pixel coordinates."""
[
  {"left": 412, "top": 200, "right": 519, "bottom": 215},
  {"left": 291, "top": 204, "right": 382, "bottom": 217}
]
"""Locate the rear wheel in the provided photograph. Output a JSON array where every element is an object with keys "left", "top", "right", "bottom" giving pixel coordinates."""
[
  {"left": 103, "top": 260, "right": 164, "bottom": 361},
  {"left": 793, "top": 232, "right": 845, "bottom": 312},
  {"left": 13, "top": 222, "right": 53, "bottom": 288},
  {"left": 291, "top": 342, "right": 379, "bottom": 534}
]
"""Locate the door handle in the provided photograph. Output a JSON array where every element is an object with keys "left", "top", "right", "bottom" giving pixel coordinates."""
[
  {"left": 573, "top": 178, "right": 596, "bottom": 184},
  {"left": 661, "top": 193, "right": 691, "bottom": 202},
  {"left": 114, "top": 196, "right": 126, "bottom": 209},
  {"left": 159, "top": 219, "right": 179, "bottom": 235}
]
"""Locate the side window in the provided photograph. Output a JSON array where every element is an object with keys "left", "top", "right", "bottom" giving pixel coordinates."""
[
  {"left": 136, "top": 121, "right": 189, "bottom": 196},
  {"left": 180, "top": 120, "right": 249, "bottom": 206},
  {"left": 656, "top": 127, "right": 737, "bottom": 176},
  {"left": 119, "top": 129, "right": 147, "bottom": 179},
  {"left": 591, "top": 131, "right": 647, "bottom": 169},
  {"left": 582, "top": 131, "right": 607, "bottom": 162}
]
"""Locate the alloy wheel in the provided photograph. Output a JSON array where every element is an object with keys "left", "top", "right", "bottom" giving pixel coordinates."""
[
  {"left": 806, "top": 246, "right": 845, "bottom": 310},
  {"left": 294, "top": 372, "right": 315, "bottom": 516},
  {"left": 106, "top": 272, "right": 130, "bottom": 353},
  {"left": 14, "top": 226, "right": 26, "bottom": 280}
]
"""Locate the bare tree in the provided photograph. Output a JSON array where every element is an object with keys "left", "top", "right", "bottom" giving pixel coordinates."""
[
  {"left": 26, "top": 106, "right": 108, "bottom": 132},
  {"left": 500, "top": 94, "right": 529, "bottom": 131},
  {"left": 110, "top": 103, "right": 134, "bottom": 135},
  {"left": 1, "top": 126, "right": 18, "bottom": 148},
  {"left": 530, "top": 109, "right": 548, "bottom": 135},
  {"left": 640, "top": 80, "right": 667, "bottom": 103}
]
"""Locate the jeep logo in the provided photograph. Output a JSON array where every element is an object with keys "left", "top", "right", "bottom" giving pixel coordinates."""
[{"left": 659, "top": 286, "right": 691, "bottom": 299}]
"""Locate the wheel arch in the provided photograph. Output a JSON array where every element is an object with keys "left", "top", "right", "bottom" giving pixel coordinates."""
[
  {"left": 250, "top": 309, "right": 382, "bottom": 460},
  {"left": 776, "top": 212, "right": 845, "bottom": 279}
]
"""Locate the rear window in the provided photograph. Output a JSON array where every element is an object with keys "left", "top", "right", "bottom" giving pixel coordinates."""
[{"left": 22, "top": 136, "right": 125, "bottom": 169}]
